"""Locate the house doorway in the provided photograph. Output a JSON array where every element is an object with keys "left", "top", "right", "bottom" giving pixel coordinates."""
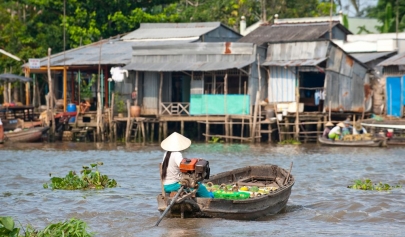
[{"left": 299, "top": 71, "right": 325, "bottom": 112}]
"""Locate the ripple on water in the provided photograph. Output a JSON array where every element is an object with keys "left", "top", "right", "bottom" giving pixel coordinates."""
[{"left": 0, "top": 143, "right": 404, "bottom": 236}]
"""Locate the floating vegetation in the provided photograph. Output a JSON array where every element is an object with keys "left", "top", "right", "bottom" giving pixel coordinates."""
[
  {"left": 0, "top": 216, "right": 95, "bottom": 237},
  {"left": 0, "top": 216, "right": 20, "bottom": 237},
  {"left": 278, "top": 139, "right": 301, "bottom": 145},
  {"left": 348, "top": 179, "right": 402, "bottom": 191},
  {"left": 43, "top": 162, "right": 117, "bottom": 190}
]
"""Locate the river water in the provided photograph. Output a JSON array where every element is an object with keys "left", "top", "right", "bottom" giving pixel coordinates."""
[{"left": 0, "top": 142, "right": 404, "bottom": 237}]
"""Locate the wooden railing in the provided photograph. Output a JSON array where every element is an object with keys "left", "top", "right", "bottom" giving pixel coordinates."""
[{"left": 160, "top": 102, "right": 190, "bottom": 115}]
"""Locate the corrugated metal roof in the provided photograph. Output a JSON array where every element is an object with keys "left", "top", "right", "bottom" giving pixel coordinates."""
[
  {"left": 350, "top": 51, "right": 396, "bottom": 63},
  {"left": 378, "top": 52, "right": 405, "bottom": 66},
  {"left": 122, "top": 22, "right": 223, "bottom": 41},
  {"left": 264, "top": 41, "right": 330, "bottom": 62},
  {"left": 22, "top": 39, "right": 197, "bottom": 67},
  {"left": 262, "top": 58, "right": 327, "bottom": 66},
  {"left": 124, "top": 42, "right": 256, "bottom": 72},
  {"left": 238, "top": 22, "right": 347, "bottom": 46}
]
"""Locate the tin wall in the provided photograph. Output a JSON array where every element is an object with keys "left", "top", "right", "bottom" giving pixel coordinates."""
[
  {"left": 142, "top": 72, "right": 159, "bottom": 115},
  {"left": 268, "top": 66, "right": 296, "bottom": 103},
  {"left": 325, "top": 46, "right": 368, "bottom": 112}
]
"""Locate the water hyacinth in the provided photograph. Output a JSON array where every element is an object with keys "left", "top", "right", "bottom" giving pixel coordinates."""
[
  {"left": 347, "top": 179, "right": 401, "bottom": 191},
  {"left": 43, "top": 162, "right": 117, "bottom": 190}
]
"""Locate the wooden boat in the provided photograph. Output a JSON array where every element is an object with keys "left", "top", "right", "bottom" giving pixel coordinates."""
[
  {"left": 2, "top": 127, "right": 49, "bottom": 143},
  {"left": 157, "top": 164, "right": 294, "bottom": 220},
  {"left": 387, "top": 137, "right": 405, "bottom": 145},
  {"left": 318, "top": 136, "right": 386, "bottom": 147}
]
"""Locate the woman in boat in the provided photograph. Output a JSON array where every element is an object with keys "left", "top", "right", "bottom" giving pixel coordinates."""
[
  {"left": 322, "top": 121, "right": 334, "bottom": 138},
  {"left": 328, "top": 122, "right": 345, "bottom": 140},
  {"left": 160, "top": 132, "right": 213, "bottom": 198},
  {"left": 353, "top": 122, "right": 367, "bottom": 135},
  {"left": 342, "top": 120, "right": 353, "bottom": 137}
]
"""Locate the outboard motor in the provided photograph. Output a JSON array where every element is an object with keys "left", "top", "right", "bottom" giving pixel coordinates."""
[{"left": 179, "top": 158, "right": 210, "bottom": 189}]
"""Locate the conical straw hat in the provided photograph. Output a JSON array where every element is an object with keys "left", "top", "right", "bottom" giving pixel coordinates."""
[
  {"left": 325, "top": 121, "right": 334, "bottom": 127},
  {"left": 161, "top": 132, "right": 191, "bottom": 152},
  {"left": 337, "top": 122, "right": 345, "bottom": 128}
]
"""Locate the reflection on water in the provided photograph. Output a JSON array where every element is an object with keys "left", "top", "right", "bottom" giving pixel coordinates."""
[{"left": 1, "top": 142, "right": 404, "bottom": 236}]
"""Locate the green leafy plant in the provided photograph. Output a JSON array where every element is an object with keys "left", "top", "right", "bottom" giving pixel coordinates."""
[
  {"left": 78, "top": 75, "right": 96, "bottom": 99},
  {"left": 0, "top": 217, "right": 95, "bottom": 237},
  {"left": 43, "top": 162, "right": 117, "bottom": 190},
  {"left": 0, "top": 216, "right": 20, "bottom": 237},
  {"left": 209, "top": 136, "right": 223, "bottom": 143},
  {"left": 26, "top": 218, "right": 95, "bottom": 237},
  {"left": 278, "top": 139, "right": 301, "bottom": 145},
  {"left": 348, "top": 179, "right": 402, "bottom": 191},
  {"left": 115, "top": 93, "right": 126, "bottom": 113}
]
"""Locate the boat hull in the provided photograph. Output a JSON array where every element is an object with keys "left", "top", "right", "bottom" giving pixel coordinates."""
[
  {"left": 318, "top": 136, "right": 385, "bottom": 147},
  {"left": 157, "top": 165, "right": 294, "bottom": 220},
  {"left": 3, "top": 127, "right": 49, "bottom": 143}
]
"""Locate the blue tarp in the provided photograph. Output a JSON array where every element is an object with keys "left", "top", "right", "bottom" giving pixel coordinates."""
[{"left": 386, "top": 76, "right": 402, "bottom": 117}]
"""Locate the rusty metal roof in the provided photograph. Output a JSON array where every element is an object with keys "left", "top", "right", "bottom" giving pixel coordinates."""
[
  {"left": 378, "top": 51, "right": 405, "bottom": 66},
  {"left": 122, "top": 22, "right": 233, "bottom": 41},
  {"left": 262, "top": 58, "right": 327, "bottom": 66},
  {"left": 238, "top": 22, "right": 350, "bottom": 46},
  {"left": 123, "top": 42, "right": 256, "bottom": 72}
]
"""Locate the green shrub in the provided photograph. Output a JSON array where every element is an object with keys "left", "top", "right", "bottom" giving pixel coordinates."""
[{"left": 43, "top": 162, "right": 117, "bottom": 190}]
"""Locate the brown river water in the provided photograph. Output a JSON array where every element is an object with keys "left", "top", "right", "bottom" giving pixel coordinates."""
[{"left": 0, "top": 142, "right": 404, "bottom": 237}]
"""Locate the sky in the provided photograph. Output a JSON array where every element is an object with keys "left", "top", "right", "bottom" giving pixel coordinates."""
[{"left": 339, "top": 0, "right": 378, "bottom": 16}]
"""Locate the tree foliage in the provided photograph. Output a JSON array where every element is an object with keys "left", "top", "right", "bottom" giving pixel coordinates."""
[
  {"left": 0, "top": 0, "right": 331, "bottom": 74},
  {"left": 365, "top": 0, "right": 405, "bottom": 33}
]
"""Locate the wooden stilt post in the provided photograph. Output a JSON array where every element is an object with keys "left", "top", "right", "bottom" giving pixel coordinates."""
[
  {"left": 251, "top": 91, "right": 260, "bottom": 142},
  {"left": 110, "top": 93, "right": 115, "bottom": 141},
  {"left": 181, "top": 120, "right": 184, "bottom": 135},
  {"left": 125, "top": 99, "right": 131, "bottom": 142},
  {"left": 163, "top": 122, "right": 168, "bottom": 139},
  {"left": 151, "top": 122, "right": 155, "bottom": 143}
]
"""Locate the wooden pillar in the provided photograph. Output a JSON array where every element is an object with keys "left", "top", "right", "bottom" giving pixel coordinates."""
[
  {"left": 181, "top": 120, "right": 184, "bottom": 135},
  {"left": 125, "top": 100, "right": 131, "bottom": 142},
  {"left": 230, "top": 118, "right": 233, "bottom": 143},
  {"left": 159, "top": 72, "right": 163, "bottom": 116},
  {"left": 225, "top": 115, "right": 229, "bottom": 142},
  {"left": 145, "top": 121, "right": 149, "bottom": 142},
  {"left": 163, "top": 121, "right": 168, "bottom": 139},
  {"left": 63, "top": 66, "right": 67, "bottom": 112},
  {"left": 205, "top": 122, "right": 210, "bottom": 142},
  {"left": 159, "top": 122, "right": 163, "bottom": 142},
  {"left": 197, "top": 122, "right": 201, "bottom": 141},
  {"left": 295, "top": 67, "right": 300, "bottom": 140},
  {"left": 151, "top": 122, "right": 155, "bottom": 143},
  {"left": 104, "top": 66, "right": 109, "bottom": 107},
  {"left": 70, "top": 70, "right": 75, "bottom": 103},
  {"left": 25, "top": 67, "right": 30, "bottom": 105}
]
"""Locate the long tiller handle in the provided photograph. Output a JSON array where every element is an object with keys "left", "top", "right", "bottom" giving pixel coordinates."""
[{"left": 154, "top": 186, "right": 184, "bottom": 227}]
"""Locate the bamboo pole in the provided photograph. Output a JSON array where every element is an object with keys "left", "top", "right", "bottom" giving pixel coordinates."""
[
  {"left": 47, "top": 48, "right": 56, "bottom": 139},
  {"left": 224, "top": 73, "right": 228, "bottom": 142},
  {"left": 159, "top": 72, "right": 163, "bottom": 116},
  {"left": 125, "top": 99, "right": 131, "bottom": 142},
  {"left": 25, "top": 68, "right": 30, "bottom": 106},
  {"left": 110, "top": 93, "right": 115, "bottom": 141},
  {"left": 63, "top": 67, "right": 67, "bottom": 112},
  {"left": 295, "top": 68, "right": 300, "bottom": 140},
  {"left": 251, "top": 91, "right": 260, "bottom": 142},
  {"left": 241, "top": 81, "right": 246, "bottom": 141}
]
